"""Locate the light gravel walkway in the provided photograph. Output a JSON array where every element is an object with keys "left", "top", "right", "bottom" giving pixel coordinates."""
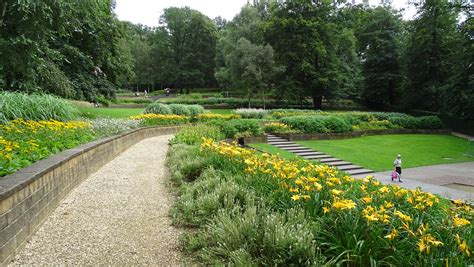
[{"left": 10, "top": 135, "right": 183, "bottom": 265}]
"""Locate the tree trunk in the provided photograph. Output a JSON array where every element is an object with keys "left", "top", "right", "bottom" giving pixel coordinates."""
[{"left": 313, "top": 95, "right": 323, "bottom": 110}]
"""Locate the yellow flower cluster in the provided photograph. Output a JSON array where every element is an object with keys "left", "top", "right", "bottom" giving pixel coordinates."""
[
  {"left": 196, "top": 113, "right": 241, "bottom": 121},
  {"left": 129, "top": 114, "right": 188, "bottom": 120},
  {"left": 200, "top": 139, "right": 473, "bottom": 257},
  {"left": 0, "top": 119, "right": 94, "bottom": 176},
  {"left": 263, "top": 122, "right": 290, "bottom": 129},
  {"left": 1, "top": 119, "right": 90, "bottom": 133}
]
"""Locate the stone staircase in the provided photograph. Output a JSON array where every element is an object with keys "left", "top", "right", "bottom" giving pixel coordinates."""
[{"left": 267, "top": 134, "right": 374, "bottom": 176}]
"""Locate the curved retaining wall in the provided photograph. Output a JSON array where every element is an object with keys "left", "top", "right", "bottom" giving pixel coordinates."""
[{"left": 0, "top": 126, "right": 179, "bottom": 264}]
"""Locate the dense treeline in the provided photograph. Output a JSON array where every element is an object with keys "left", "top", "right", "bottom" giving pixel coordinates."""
[
  {"left": 0, "top": 0, "right": 134, "bottom": 101},
  {"left": 0, "top": 0, "right": 472, "bottom": 119}
]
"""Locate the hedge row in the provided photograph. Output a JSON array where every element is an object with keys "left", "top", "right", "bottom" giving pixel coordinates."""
[{"left": 280, "top": 114, "right": 443, "bottom": 134}]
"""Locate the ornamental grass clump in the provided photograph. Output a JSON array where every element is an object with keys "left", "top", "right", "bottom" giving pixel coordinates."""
[
  {"left": 0, "top": 119, "right": 95, "bottom": 176},
  {"left": 144, "top": 102, "right": 172, "bottom": 115},
  {"left": 0, "top": 92, "right": 79, "bottom": 124},
  {"left": 191, "top": 139, "right": 473, "bottom": 265},
  {"left": 233, "top": 108, "right": 270, "bottom": 119}
]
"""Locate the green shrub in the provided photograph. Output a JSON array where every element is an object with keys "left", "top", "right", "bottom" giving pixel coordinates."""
[
  {"left": 280, "top": 116, "right": 328, "bottom": 133},
  {"left": 209, "top": 119, "right": 263, "bottom": 138},
  {"left": 0, "top": 92, "right": 79, "bottom": 124},
  {"left": 144, "top": 102, "right": 172, "bottom": 115},
  {"left": 169, "top": 104, "right": 192, "bottom": 116},
  {"left": 233, "top": 108, "right": 270, "bottom": 119},
  {"left": 187, "top": 105, "right": 206, "bottom": 116},
  {"left": 166, "top": 144, "right": 207, "bottom": 185},
  {"left": 189, "top": 206, "right": 324, "bottom": 265},
  {"left": 171, "top": 124, "right": 224, "bottom": 145},
  {"left": 322, "top": 116, "right": 352, "bottom": 133},
  {"left": 417, "top": 116, "right": 444, "bottom": 129},
  {"left": 172, "top": 168, "right": 256, "bottom": 227},
  {"left": 352, "top": 120, "right": 401, "bottom": 131}
]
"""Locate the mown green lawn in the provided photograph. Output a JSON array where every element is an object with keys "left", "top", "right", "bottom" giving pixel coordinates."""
[
  {"left": 295, "top": 134, "right": 473, "bottom": 171},
  {"left": 78, "top": 107, "right": 144, "bottom": 119}
]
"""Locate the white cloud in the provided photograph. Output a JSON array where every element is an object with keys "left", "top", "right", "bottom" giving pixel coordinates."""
[{"left": 115, "top": 0, "right": 249, "bottom": 27}]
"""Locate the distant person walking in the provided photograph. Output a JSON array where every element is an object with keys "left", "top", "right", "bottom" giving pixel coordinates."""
[{"left": 393, "top": 154, "right": 402, "bottom": 182}]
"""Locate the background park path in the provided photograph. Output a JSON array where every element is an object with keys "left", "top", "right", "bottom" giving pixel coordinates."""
[{"left": 9, "top": 135, "right": 183, "bottom": 265}]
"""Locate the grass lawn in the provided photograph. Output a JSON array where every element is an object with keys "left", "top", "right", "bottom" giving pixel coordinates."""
[
  {"left": 295, "top": 134, "right": 474, "bottom": 172},
  {"left": 78, "top": 107, "right": 144, "bottom": 119},
  {"left": 206, "top": 109, "right": 233, "bottom": 114},
  {"left": 249, "top": 143, "right": 300, "bottom": 160}
]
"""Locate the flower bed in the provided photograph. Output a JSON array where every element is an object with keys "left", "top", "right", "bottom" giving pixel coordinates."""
[
  {"left": 129, "top": 114, "right": 189, "bottom": 126},
  {"left": 168, "top": 138, "right": 472, "bottom": 265},
  {"left": 0, "top": 119, "right": 94, "bottom": 176}
]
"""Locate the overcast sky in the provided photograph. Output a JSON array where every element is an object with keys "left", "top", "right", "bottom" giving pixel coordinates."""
[{"left": 114, "top": 0, "right": 417, "bottom": 27}]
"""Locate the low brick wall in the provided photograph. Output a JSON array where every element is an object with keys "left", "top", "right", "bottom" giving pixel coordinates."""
[
  {"left": 278, "top": 129, "right": 451, "bottom": 141},
  {"left": 0, "top": 126, "right": 179, "bottom": 264}
]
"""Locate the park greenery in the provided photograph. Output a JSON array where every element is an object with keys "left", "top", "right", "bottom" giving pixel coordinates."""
[
  {"left": 1, "top": 0, "right": 472, "bottom": 121},
  {"left": 1, "top": 0, "right": 473, "bottom": 264}
]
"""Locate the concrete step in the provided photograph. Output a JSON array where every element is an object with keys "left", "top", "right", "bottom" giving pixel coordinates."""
[
  {"left": 266, "top": 135, "right": 281, "bottom": 138},
  {"left": 318, "top": 158, "right": 343, "bottom": 163},
  {"left": 274, "top": 144, "right": 303, "bottom": 148},
  {"left": 268, "top": 141, "right": 293, "bottom": 145},
  {"left": 267, "top": 139, "right": 288, "bottom": 143},
  {"left": 267, "top": 137, "right": 288, "bottom": 141},
  {"left": 303, "top": 154, "right": 333, "bottom": 160},
  {"left": 326, "top": 161, "right": 352, "bottom": 167},
  {"left": 346, "top": 169, "right": 374, "bottom": 176},
  {"left": 293, "top": 151, "right": 325, "bottom": 156},
  {"left": 284, "top": 148, "right": 313, "bottom": 152},
  {"left": 337, "top": 165, "right": 363, "bottom": 171}
]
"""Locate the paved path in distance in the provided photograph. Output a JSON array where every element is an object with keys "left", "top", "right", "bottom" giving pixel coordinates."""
[
  {"left": 10, "top": 135, "right": 183, "bottom": 265},
  {"left": 354, "top": 162, "right": 474, "bottom": 202}
]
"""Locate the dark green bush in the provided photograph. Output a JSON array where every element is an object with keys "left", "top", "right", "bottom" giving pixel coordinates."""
[
  {"left": 322, "top": 116, "right": 352, "bottom": 133},
  {"left": 208, "top": 119, "right": 263, "bottom": 138},
  {"left": 417, "top": 116, "right": 444, "bottom": 129},
  {"left": 387, "top": 115, "right": 443, "bottom": 129},
  {"left": 280, "top": 116, "right": 328, "bottom": 133},
  {"left": 144, "top": 102, "right": 172, "bottom": 115}
]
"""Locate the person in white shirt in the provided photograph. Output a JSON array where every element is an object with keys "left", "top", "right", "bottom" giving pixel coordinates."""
[{"left": 393, "top": 154, "right": 402, "bottom": 182}]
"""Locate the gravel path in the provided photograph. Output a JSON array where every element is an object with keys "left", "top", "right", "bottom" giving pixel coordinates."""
[{"left": 10, "top": 135, "right": 183, "bottom": 265}]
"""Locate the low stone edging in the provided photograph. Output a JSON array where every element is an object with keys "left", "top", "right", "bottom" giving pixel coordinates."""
[
  {"left": 276, "top": 129, "right": 451, "bottom": 141},
  {"left": 0, "top": 126, "right": 180, "bottom": 264}
]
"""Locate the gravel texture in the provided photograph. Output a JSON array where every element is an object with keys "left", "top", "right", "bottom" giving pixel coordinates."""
[{"left": 10, "top": 135, "right": 183, "bottom": 265}]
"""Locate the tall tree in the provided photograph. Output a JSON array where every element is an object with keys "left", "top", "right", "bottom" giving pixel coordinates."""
[
  {"left": 440, "top": 13, "right": 474, "bottom": 119},
  {"left": 357, "top": 7, "right": 403, "bottom": 108},
  {"left": 402, "top": 0, "right": 460, "bottom": 111},
  {"left": 217, "top": 38, "right": 282, "bottom": 107},
  {"left": 265, "top": 0, "right": 346, "bottom": 109},
  {"left": 161, "top": 7, "right": 217, "bottom": 91}
]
